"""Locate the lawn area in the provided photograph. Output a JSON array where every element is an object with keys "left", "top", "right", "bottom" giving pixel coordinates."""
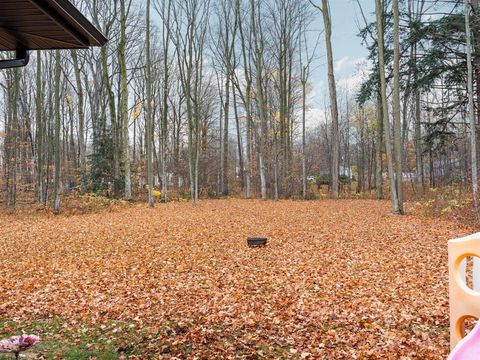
[{"left": 0, "top": 199, "right": 472, "bottom": 359}]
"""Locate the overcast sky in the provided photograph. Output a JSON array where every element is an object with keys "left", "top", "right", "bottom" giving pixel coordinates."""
[{"left": 149, "top": 0, "right": 376, "bottom": 127}]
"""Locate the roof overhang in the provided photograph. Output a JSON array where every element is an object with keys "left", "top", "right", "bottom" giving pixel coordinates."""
[{"left": 0, "top": 0, "right": 107, "bottom": 69}]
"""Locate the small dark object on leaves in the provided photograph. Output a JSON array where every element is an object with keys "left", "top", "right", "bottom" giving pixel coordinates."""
[
  {"left": 247, "top": 237, "right": 267, "bottom": 247},
  {"left": 117, "top": 344, "right": 134, "bottom": 353}
]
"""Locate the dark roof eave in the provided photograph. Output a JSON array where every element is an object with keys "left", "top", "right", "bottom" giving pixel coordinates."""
[
  {"left": 0, "top": 0, "right": 107, "bottom": 51},
  {"left": 33, "top": 0, "right": 108, "bottom": 48}
]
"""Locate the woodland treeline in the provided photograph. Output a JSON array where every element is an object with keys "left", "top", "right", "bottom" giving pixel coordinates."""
[{"left": 0, "top": 0, "right": 479, "bottom": 214}]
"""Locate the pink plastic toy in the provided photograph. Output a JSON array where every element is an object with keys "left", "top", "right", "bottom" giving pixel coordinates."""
[{"left": 448, "top": 321, "right": 480, "bottom": 359}]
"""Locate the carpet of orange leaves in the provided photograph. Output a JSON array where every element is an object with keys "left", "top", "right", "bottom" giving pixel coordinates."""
[{"left": 0, "top": 199, "right": 474, "bottom": 359}]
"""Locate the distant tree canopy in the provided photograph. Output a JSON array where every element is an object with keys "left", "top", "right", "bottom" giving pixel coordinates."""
[{"left": 0, "top": 0, "right": 478, "bottom": 212}]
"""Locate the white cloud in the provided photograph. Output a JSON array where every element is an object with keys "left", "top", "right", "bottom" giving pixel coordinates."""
[
  {"left": 307, "top": 80, "right": 325, "bottom": 103},
  {"left": 303, "top": 57, "right": 371, "bottom": 129},
  {"left": 305, "top": 107, "right": 326, "bottom": 129},
  {"left": 338, "top": 71, "right": 368, "bottom": 93},
  {"left": 334, "top": 56, "right": 365, "bottom": 74},
  {"left": 334, "top": 56, "right": 350, "bottom": 73}
]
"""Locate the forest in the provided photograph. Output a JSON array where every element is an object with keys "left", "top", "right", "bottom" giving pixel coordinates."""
[
  {"left": 0, "top": 0, "right": 478, "bottom": 214},
  {"left": 1, "top": 0, "right": 480, "bottom": 358}
]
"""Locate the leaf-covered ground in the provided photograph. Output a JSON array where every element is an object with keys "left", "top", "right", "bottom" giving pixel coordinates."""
[{"left": 0, "top": 200, "right": 473, "bottom": 359}]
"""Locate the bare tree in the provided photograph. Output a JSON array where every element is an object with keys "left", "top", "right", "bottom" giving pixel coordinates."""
[
  {"left": 250, "top": 0, "right": 267, "bottom": 200},
  {"left": 120, "top": 0, "right": 132, "bottom": 200},
  {"left": 299, "top": 22, "right": 320, "bottom": 199},
  {"left": 376, "top": 0, "right": 399, "bottom": 213},
  {"left": 211, "top": 0, "right": 237, "bottom": 196},
  {"left": 35, "top": 52, "right": 44, "bottom": 204},
  {"left": 170, "top": 0, "right": 210, "bottom": 202},
  {"left": 392, "top": 0, "right": 404, "bottom": 214},
  {"left": 146, "top": 0, "right": 154, "bottom": 208},
  {"left": 310, "top": 0, "right": 339, "bottom": 199},
  {"left": 154, "top": 0, "right": 173, "bottom": 202},
  {"left": 53, "top": 50, "right": 62, "bottom": 214},
  {"left": 466, "top": 0, "right": 479, "bottom": 218},
  {"left": 233, "top": 0, "right": 253, "bottom": 199}
]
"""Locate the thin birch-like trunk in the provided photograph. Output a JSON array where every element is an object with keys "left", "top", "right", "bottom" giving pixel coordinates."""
[
  {"left": 146, "top": 0, "right": 154, "bottom": 208},
  {"left": 393, "top": 0, "right": 404, "bottom": 214},
  {"left": 36, "top": 52, "right": 44, "bottom": 204},
  {"left": 466, "top": 0, "right": 480, "bottom": 218},
  {"left": 120, "top": 0, "right": 132, "bottom": 200},
  {"left": 53, "top": 50, "right": 61, "bottom": 214}
]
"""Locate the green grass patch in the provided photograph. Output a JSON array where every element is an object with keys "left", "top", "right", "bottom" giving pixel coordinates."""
[{"left": 0, "top": 318, "right": 143, "bottom": 359}]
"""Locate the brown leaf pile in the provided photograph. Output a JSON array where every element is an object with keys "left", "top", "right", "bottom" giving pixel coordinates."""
[{"left": 0, "top": 200, "right": 472, "bottom": 358}]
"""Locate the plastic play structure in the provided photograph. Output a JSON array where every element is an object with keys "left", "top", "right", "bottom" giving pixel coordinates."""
[
  {"left": 448, "top": 233, "right": 480, "bottom": 358},
  {"left": 449, "top": 321, "right": 480, "bottom": 359}
]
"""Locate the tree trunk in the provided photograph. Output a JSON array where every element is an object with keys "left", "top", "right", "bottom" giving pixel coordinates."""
[
  {"left": 120, "top": 0, "right": 132, "bottom": 200},
  {"left": 223, "top": 75, "right": 230, "bottom": 196},
  {"left": 71, "top": 50, "right": 86, "bottom": 184},
  {"left": 302, "top": 71, "right": 307, "bottom": 199},
  {"left": 53, "top": 50, "right": 62, "bottom": 214},
  {"left": 233, "top": 86, "right": 244, "bottom": 189},
  {"left": 393, "top": 0, "right": 404, "bottom": 214},
  {"left": 321, "top": 0, "right": 340, "bottom": 199},
  {"left": 236, "top": 0, "right": 252, "bottom": 198},
  {"left": 36, "top": 52, "right": 44, "bottom": 204},
  {"left": 146, "top": 0, "right": 154, "bottom": 208},
  {"left": 376, "top": 0, "right": 399, "bottom": 213},
  {"left": 466, "top": 0, "right": 480, "bottom": 218},
  {"left": 251, "top": 0, "right": 267, "bottom": 200},
  {"left": 161, "top": 0, "right": 171, "bottom": 203},
  {"left": 414, "top": 86, "right": 424, "bottom": 197},
  {"left": 376, "top": 96, "right": 384, "bottom": 199}
]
